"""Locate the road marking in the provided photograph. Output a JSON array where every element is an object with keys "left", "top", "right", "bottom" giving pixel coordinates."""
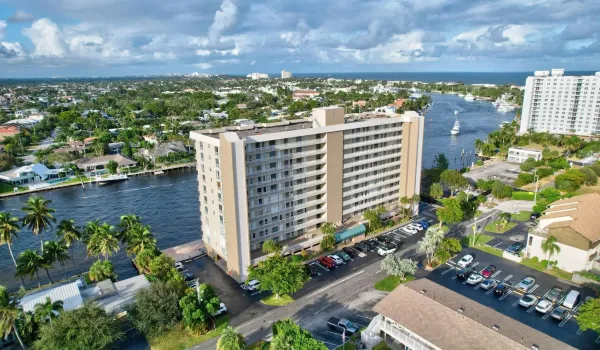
[
  {"left": 441, "top": 267, "right": 455, "bottom": 275},
  {"left": 486, "top": 287, "right": 496, "bottom": 295},
  {"left": 542, "top": 308, "right": 554, "bottom": 319},
  {"left": 500, "top": 290, "right": 512, "bottom": 300},
  {"left": 527, "top": 304, "right": 537, "bottom": 313},
  {"left": 451, "top": 275, "right": 458, "bottom": 280},
  {"left": 490, "top": 270, "right": 501, "bottom": 278},
  {"left": 576, "top": 329, "right": 583, "bottom": 335},
  {"left": 470, "top": 262, "right": 479, "bottom": 268},
  {"left": 512, "top": 298, "right": 521, "bottom": 307},
  {"left": 462, "top": 279, "right": 469, "bottom": 285},
  {"left": 502, "top": 274, "right": 513, "bottom": 282},
  {"left": 528, "top": 284, "right": 539, "bottom": 294},
  {"left": 447, "top": 260, "right": 457, "bottom": 266},
  {"left": 573, "top": 300, "right": 585, "bottom": 312},
  {"left": 493, "top": 242, "right": 503, "bottom": 248},
  {"left": 595, "top": 335, "right": 600, "bottom": 344},
  {"left": 306, "top": 270, "right": 365, "bottom": 299},
  {"left": 559, "top": 313, "right": 572, "bottom": 327}
]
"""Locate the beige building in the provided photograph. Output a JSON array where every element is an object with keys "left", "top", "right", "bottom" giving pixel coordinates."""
[
  {"left": 362, "top": 279, "right": 575, "bottom": 350},
  {"left": 526, "top": 193, "right": 600, "bottom": 272},
  {"left": 190, "top": 107, "right": 424, "bottom": 281}
]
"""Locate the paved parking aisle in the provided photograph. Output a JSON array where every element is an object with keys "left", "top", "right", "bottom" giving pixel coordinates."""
[{"left": 429, "top": 248, "right": 599, "bottom": 350}]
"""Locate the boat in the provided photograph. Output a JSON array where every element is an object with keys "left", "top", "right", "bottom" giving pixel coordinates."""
[
  {"left": 464, "top": 93, "right": 475, "bottom": 102},
  {"left": 95, "top": 174, "right": 128, "bottom": 186},
  {"left": 499, "top": 121, "right": 511, "bottom": 128},
  {"left": 450, "top": 110, "right": 460, "bottom": 135},
  {"left": 154, "top": 170, "right": 165, "bottom": 175}
]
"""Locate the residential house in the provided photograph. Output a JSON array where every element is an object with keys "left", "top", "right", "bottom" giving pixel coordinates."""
[
  {"left": 0, "top": 125, "right": 19, "bottom": 141},
  {"left": 0, "top": 163, "right": 65, "bottom": 185},
  {"left": 136, "top": 141, "right": 187, "bottom": 162},
  {"left": 507, "top": 147, "right": 543, "bottom": 163},
  {"left": 361, "top": 279, "right": 574, "bottom": 350},
  {"left": 388, "top": 98, "right": 406, "bottom": 109},
  {"left": 525, "top": 193, "right": 600, "bottom": 272},
  {"left": 76, "top": 154, "right": 138, "bottom": 173},
  {"left": 292, "top": 90, "right": 319, "bottom": 100}
]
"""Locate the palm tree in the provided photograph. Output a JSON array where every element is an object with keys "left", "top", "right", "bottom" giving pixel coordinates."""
[
  {"left": 541, "top": 236, "right": 561, "bottom": 269},
  {"left": 217, "top": 326, "right": 246, "bottom": 350},
  {"left": 21, "top": 196, "right": 56, "bottom": 254},
  {"left": 118, "top": 214, "right": 140, "bottom": 242},
  {"left": 399, "top": 196, "right": 411, "bottom": 218},
  {"left": 474, "top": 138, "right": 485, "bottom": 154},
  {"left": 83, "top": 220, "right": 101, "bottom": 244},
  {"left": 124, "top": 224, "right": 156, "bottom": 256},
  {"left": 55, "top": 219, "right": 81, "bottom": 266},
  {"left": 86, "top": 222, "right": 120, "bottom": 260},
  {"left": 0, "top": 212, "right": 23, "bottom": 285},
  {"left": 43, "top": 241, "right": 71, "bottom": 280},
  {"left": 16, "top": 250, "right": 44, "bottom": 288},
  {"left": 0, "top": 286, "right": 26, "bottom": 350},
  {"left": 33, "top": 297, "right": 63, "bottom": 327}
]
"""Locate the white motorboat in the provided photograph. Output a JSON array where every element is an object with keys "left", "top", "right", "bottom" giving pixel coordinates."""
[
  {"left": 95, "top": 174, "right": 128, "bottom": 186},
  {"left": 464, "top": 93, "right": 475, "bottom": 102},
  {"left": 450, "top": 110, "right": 460, "bottom": 135}
]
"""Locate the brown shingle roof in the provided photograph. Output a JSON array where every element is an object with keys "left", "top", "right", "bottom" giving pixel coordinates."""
[
  {"left": 542, "top": 193, "right": 600, "bottom": 243},
  {"left": 372, "top": 279, "right": 575, "bottom": 350}
]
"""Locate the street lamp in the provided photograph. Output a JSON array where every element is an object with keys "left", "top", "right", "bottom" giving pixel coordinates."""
[{"left": 533, "top": 169, "right": 540, "bottom": 203}]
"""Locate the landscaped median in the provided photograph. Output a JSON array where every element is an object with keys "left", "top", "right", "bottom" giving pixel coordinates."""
[
  {"left": 261, "top": 294, "right": 294, "bottom": 306},
  {"left": 374, "top": 275, "right": 415, "bottom": 292}
]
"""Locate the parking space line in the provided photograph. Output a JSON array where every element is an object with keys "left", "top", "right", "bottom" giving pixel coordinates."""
[
  {"left": 576, "top": 329, "right": 584, "bottom": 335},
  {"left": 528, "top": 284, "right": 539, "bottom": 294},
  {"left": 512, "top": 298, "right": 520, "bottom": 307},
  {"left": 486, "top": 286, "right": 496, "bottom": 295},
  {"left": 542, "top": 308, "right": 554, "bottom": 319},
  {"left": 527, "top": 304, "right": 537, "bottom": 313},
  {"left": 493, "top": 242, "right": 503, "bottom": 248},
  {"left": 451, "top": 275, "right": 458, "bottom": 280},
  {"left": 441, "top": 267, "right": 455, "bottom": 275},
  {"left": 470, "top": 262, "right": 479, "bottom": 268},
  {"left": 573, "top": 300, "right": 585, "bottom": 312},
  {"left": 595, "top": 335, "right": 600, "bottom": 344},
  {"left": 559, "top": 313, "right": 572, "bottom": 327},
  {"left": 501, "top": 274, "right": 513, "bottom": 282},
  {"left": 490, "top": 270, "right": 501, "bottom": 278},
  {"left": 499, "top": 290, "right": 512, "bottom": 300}
]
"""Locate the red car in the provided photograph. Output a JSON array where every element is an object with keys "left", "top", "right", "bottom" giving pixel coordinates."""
[
  {"left": 481, "top": 265, "right": 496, "bottom": 278},
  {"left": 318, "top": 256, "right": 336, "bottom": 269}
]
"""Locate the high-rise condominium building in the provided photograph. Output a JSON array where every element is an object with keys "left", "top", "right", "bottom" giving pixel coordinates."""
[
  {"left": 246, "top": 72, "right": 269, "bottom": 80},
  {"left": 190, "top": 107, "right": 424, "bottom": 281},
  {"left": 519, "top": 69, "right": 600, "bottom": 136},
  {"left": 281, "top": 70, "right": 292, "bottom": 79}
]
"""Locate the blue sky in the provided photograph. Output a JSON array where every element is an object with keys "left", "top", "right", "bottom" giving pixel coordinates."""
[{"left": 0, "top": 0, "right": 599, "bottom": 78}]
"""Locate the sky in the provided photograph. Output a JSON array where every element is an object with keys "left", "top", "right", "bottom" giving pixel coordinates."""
[{"left": 0, "top": 0, "right": 599, "bottom": 78}]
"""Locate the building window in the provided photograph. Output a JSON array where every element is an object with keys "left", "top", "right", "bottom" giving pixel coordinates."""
[{"left": 528, "top": 236, "right": 533, "bottom": 245}]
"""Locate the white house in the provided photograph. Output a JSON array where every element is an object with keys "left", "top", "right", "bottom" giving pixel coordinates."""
[
  {"left": 525, "top": 193, "right": 600, "bottom": 272},
  {"left": 0, "top": 163, "right": 65, "bottom": 185},
  {"left": 507, "top": 147, "right": 543, "bottom": 163}
]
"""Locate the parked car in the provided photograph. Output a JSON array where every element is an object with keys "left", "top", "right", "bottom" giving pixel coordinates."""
[
  {"left": 456, "top": 268, "right": 474, "bottom": 280},
  {"left": 408, "top": 223, "right": 424, "bottom": 231},
  {"left": 213, "top": 302, "right": 227, "bottom": 316},
  {"left": 562, "top": 290, "right": 581, "bottom": 309},
  {"left": 417, "top": 220, "right": 430, "bottom": 229},
  {"left": 480, "top": 279, "right": 497, "bottom": 290},
  {"left": 551, "top": 306, "right": 569, "bottom": 321},
  {"left": 305, "top": 264, "right": 319, "bottom": 277},
  {"left": 377, "top": 245, "right": 397, "bottom": 256},
  {"left": 246, "top": 279, "right": 261, "bottom": 292},
  {"left": 467, "top": 273, "right": 484, "bottom": 285},
  {"left": 401, "top": 226, "right": 418, "bottom": 234},
  {"left": 368, "top": 239, "right": 384, "bottom": 248},
  {"left": 337, "top": 251, "right": 352, "bottom": 262},
  {"left": 327, "top": 317, "right": 358, "bottom": 335},
  {"left": 530, "top": 212, "right": 541, "bottom": 220},
  {"left": 183, "top": 272, "right": 195, "bottom": 281},
  {"left": 328, "top": 254, "right": 345, "bottom": 265},
  {"left": 515, "top": 277, "right": 536, "bottom": 293},
  {"left": 353, "top": 243, "right": 369, "bottom": 252},
  {"left": 535, "top": 300, "right": 553, "bottom": 314},
  {"left": 343, "top": 247, "right": 358, "bottom": 258},
  {"left": 318, "top": 256, "right": 336, "bottom": 269},
  {"left": 376, "top": 235, "right": 392, "bottom": 244},
  {"left": 506, "top": 242, "right": 525, "bottom": 255},
  {"left": 546, "top": 287, "right": 564, "bottom": 304},
  {"left": 519, "top": 294, "right": 539, "bottom": 308},
  {"left": 494, "top": 282, "right": 512, "bottom": 296},
  {"left": 174, "top": 262, "right": 184, "bottom": 272},
  {"left": 457, "top": 254, "right": 474, "bottom": 268},
  {"left": 481, "top": 265, "right": 496, "bottom": 278},
  {"left": 363, "top": 240, "right": 378, "bottom": 250}
]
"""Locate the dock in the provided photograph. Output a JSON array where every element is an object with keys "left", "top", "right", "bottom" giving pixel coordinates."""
[{"left": 161, "top": 239, "right": 206, "bottom": 262}]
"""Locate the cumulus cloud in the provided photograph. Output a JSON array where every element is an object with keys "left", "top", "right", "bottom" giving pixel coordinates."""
[
  {"left": 195, "top": 63, "right": 214, "bottom": 69},
  {"left": 0, "top": 42, "right": 26, "bottom": 59},
  {"left": 208, "top": 0, "right": 238, "bottom": 44},
  {"left": 0, "top": 21, "right": 6, "bottom": 39},
  {"left": 8, "top": 10, "right": 35, "bottom": 23},
  {"left": 23, "top": 18, "right": 67, "bottom": 57}
]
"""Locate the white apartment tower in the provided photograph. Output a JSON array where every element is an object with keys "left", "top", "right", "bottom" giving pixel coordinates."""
[
  {"left": 281, "top": 70, "right": 292, "bottom": 79},
  {"left": 190, "top": 107, "right": 424, "bottom": 281},
  {"left": 519, "top": 69, "right": 600, "bottom": 136}
]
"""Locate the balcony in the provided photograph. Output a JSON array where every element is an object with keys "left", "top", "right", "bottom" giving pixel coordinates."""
[
  {"left": 343, "top": 152, "right": 400, "bottom": 169},
  {"left": 343, "top": 160, "right": 401, "bottom": 179},
  {"left": 343, "top": 135, "right": 402, "bottom": 150},
  {"left": 342, "top": 192, "right": 399, "bottom": 215},
  {"left": 344, "top": 177, "right": 400, "bottom": 197},
  {"left": 344, "top": 185, "right": 400, "bottom": 207},
  {"left": 343, "top": 126, "right": 402, "bottom": 140},
  {"left": 343, "top": 169, "right": 400, "bottom": 188},
  {"left": 343, "top": 142, "right": 401, "bottom": 159}
]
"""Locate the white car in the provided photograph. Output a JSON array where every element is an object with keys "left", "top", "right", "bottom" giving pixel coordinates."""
[
  {"left": 535, "top": 300, "right": 553, "bottom": 314},
  {"left": 328, "top": 254, "right": 345, "bottom": 265},
  {"left": 409, "top": 223, "right": 424, "bottom": 231},
  {"left": 466, "top": 273, "right": 484, "bottom": 285},
  {"left": 212, "top": 302, "right": 227, "bottom": 316},
  {"left": 480, "top": 279, "right": 497, "bottom": 290},
  {"left": 245, "top": 279, "right": 261, "bottom": 292},
  {"left": 401, "top": 226, "right": 418, "bottom": 234},
  {"left": 519, "top": 294, "right": 539, "bottom": 308},
  {"left": 457, "top": 254, "right": 474, "bottom": 268},
  {"left": 174, "top": 262, "right": 184, "bottom": 271},
  {"left": 377, "top": 245, "right": 397, "bottom": 256}
]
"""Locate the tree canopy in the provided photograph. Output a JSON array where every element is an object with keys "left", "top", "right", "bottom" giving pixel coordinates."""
[
  {"left": 270, "top": 319, "right": 328, "bottom": 350},
  {"left": 248, "top": 255, "right": 309, "bottom": 298},
  {"left": 127, "top": 282, "right": 182, "bottom": 337}
]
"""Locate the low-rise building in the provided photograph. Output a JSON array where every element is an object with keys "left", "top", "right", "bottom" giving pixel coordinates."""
[
  {"left": 362, "top": 279, "right": 574, "bottom": 350},
  {"left": 76, "top": 154, "right": 137, "bottom": 173},
  {"left": 0, "top": 163, "right": 64, "bottom": 185},
  {"left": 0, "top": 125, "right": 19, "bottom": 141},
  {"left": 525, "top": 193, "right": 600, "bottom": 272},
  {"left": 507, "top": 147, "right": 543, "bottom": 163},
  {"left": 292, "top": 90, "right": 319, "bottom": 100}
]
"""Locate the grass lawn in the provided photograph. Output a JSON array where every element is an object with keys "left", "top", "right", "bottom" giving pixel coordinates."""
[
  {"left": 0, "top": 182, "right": 26, "bottom": 194},
  {"left": 335, "top": 342, "right": 358, "bottom": 350},
  {"left": 520, "top": 258, "right": 573, "bottom": 281},
  {"left": 149, "top": 316, "right": 230, "bottom": 350},
  {"left": 484, "top": 221, "right": 517, "bottom": 234},
  {"left": 247, "top": 340, "right": 269, "bottom": 350},
  {"left": 261, "top": 294, "right": 294, "bottom": 306},
  {"left": 521, "top": 175, "right": 556, "bottom": 191},
  {"left": 461, "top": 234, "right": 503, "bottom": 257},
  {"left": 510, "top": 211, "right": 532, "bottom": 221},
  {"left": 374, "top": 275, "right": 415, "bottom": 292}
]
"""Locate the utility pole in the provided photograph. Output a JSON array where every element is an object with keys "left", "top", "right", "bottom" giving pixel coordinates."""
[{"left": 533, "top": 169, "right": 540, "bottom": 203}]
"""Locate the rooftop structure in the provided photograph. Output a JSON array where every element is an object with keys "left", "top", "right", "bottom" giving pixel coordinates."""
[
  {"left": 190, "top": 107, "right": 424, "bottom": 281},
  {"left": 363, "top": 278, "right": 574, "bottom": 350},
  {"left": 20, "top": 281, "right": 84, "bottom": 313}
]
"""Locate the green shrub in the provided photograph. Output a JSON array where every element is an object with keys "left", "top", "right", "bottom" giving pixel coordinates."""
[
  {"left": 580, "top": 167, "right": 598, "bottom": 186},
  {"left": 291, "top": 255, "right": 303, "bottom": 263},
  {"left": 520, "top": 158, "right": 537, "bottom": 172},
  {"left": 511, "top": 191, "right": 535, "bottom": 201},
  {"left": 536, "top": 167, "right": 554, "bottom": 178},
  {"left": 475, "top": 160, "right": 484, "bottom": 166},
  {"left": 532, "top": 199, "right": 548, "bottom": 213},
  {"left": 555, "top": 169, "right": 587, "bottom": 192}
]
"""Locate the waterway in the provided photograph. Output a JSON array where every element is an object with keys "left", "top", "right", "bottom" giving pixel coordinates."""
[{"left": 0, "top": 93, "right": 515, "bottom": 291}]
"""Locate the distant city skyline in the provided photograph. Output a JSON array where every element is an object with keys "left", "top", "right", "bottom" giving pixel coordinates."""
[{"left": 0, "top": 0, "right": 599, "bottom": 78}]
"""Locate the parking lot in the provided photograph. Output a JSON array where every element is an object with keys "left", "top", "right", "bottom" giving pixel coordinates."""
[{"left": 428, "top": 248, "right": 600, "bottom": 349}]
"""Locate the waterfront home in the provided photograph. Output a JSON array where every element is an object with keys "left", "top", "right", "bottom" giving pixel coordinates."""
[
  {"left": 507, "top": 147, "right": 542, "bottom": 163},
  {"left": 136, "top": 141, "right": 187, "bottom": 161},
  {"left": 0, "top": 125, "right": 20, "bottom": 141},
  {"left": 76, "top": 154, "right": 137, "bottom": 173},
  {"left": 0, "top": 163, "right": 66, "bottom": 185},
  {"left": 525, "top": 193, "right": 600, "bottom": 272}
]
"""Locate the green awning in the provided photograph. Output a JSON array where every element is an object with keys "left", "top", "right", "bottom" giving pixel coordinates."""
[{"left": 334, "top": 224, "right": 366, "bottom": 243}]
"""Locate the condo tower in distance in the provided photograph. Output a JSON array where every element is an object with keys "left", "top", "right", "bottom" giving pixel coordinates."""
[{"left": 190, "top": 107, "right": 424, "bottom": 281}]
